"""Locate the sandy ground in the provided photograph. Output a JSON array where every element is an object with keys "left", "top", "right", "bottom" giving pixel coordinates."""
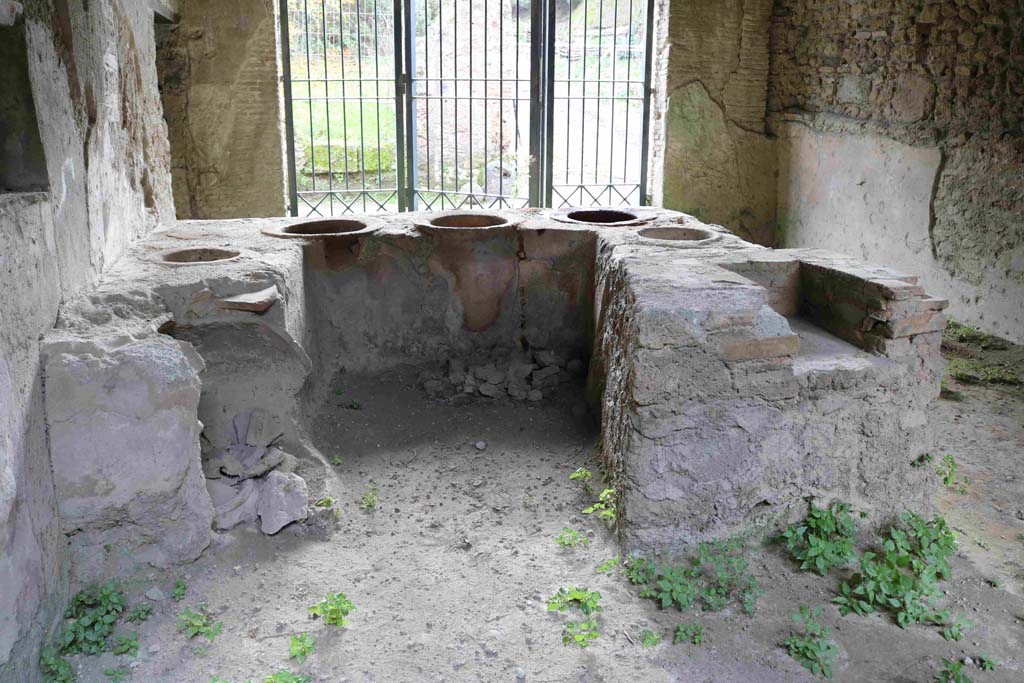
[{"left": 69, "top": 343, "right": 1024, "bottom": 683}]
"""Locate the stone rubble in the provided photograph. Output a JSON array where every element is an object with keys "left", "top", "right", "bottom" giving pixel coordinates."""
[{"left": 420, "top": 349, "right": 585, "bottom": 402}]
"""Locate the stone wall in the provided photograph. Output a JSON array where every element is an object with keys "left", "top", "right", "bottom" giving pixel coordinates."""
[
  {"left": 0, "top": 1, "right": 175, "bottom": 680},
  {"left": 156, "top": 0, "right": 286, "bottom": 219},
  {"left": 768, "top": 0, "right": 1024, "bottom": 342}
]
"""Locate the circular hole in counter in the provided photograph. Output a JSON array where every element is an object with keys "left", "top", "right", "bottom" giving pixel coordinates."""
[
  {"left": 565, "top": 209, "right": 638, "bottom": 225},
  {"left": 283, "top": 219, "right": 368, "bottom": 236},
  {"left": 427, "top": 213, "right": 512, "bottom": 229},
  {"left": 162, "top": 248, "right": 241, "bottom": 264},
  {"left": 637, "top": 226, "right": 716, "bottom": 242}
]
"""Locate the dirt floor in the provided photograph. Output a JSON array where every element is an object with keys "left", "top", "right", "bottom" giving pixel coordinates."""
[{"left": 68, "top": 331, "right": 1024, "bottom": 683}]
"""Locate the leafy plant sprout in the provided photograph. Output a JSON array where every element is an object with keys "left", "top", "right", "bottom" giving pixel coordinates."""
[
  {"left": 308, "top": 592, "right": 356, "bottom": 627},
  {"left": 783, "top": 605, "right": 839, "bottom": 679},
  {"left": 554, "top": 527, "right": 590, "bottom": 548}
]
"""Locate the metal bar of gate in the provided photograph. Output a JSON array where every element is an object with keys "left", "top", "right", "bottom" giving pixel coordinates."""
[
  {"left": 281, "top": 0, "right": 654, "bottom": 213},
  {"left": 637, "top": 0, "right": 654, "bottom": 205},
  {"left": 394, "top": 0, "right": 409, "bottom": 210}
]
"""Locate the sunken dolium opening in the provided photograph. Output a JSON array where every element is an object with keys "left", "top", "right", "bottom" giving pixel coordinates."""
[
  {"left": 427, "top": 213, "right": 511, "bottom": 229},
  {"left": 162, "top": 248, "right": 241, "bottom": 264},
  {"left": 638, "top": 226, "right": 716, "bottom": 242},
  {"left": 565, "top": 209, "right": 638, "bottom": 224}
]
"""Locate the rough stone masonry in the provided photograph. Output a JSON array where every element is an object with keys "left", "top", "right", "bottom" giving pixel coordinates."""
[{"left": 40, "top": 207, "right": 945, "bottom": 584}]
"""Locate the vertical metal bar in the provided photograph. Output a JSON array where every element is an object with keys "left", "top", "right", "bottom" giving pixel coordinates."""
[
  {"left": 303, "top": 0, "right": 316, "bottom": 206},
  {"left": 622, "top": 0, "right": 634, "bottom": 183},
  {"left": 578, "top": 0, "right": 587, "bottom": 193},
  {"left": 280, "top": 0, "right": 298, "bottom": 216},
  {"left": 339, "top": 0, "right": 352, "bottom": 191},
  {"left": 394, "top": 0, "right": 409, "bottom": 210},
  {"left": 608, "top": 0, "right": 618, "bottom": 188},
  {"left": 420, "top": 0, "right": 429, "bottom": 200},
  {"left": 438, "top": 0, "right": 444, "bottom": 202},
  {"left": 483, "top": 0, "right": 489, "bottom": 199},
  {"left": 452, "top": 0, "right": 459, "bottom": 207},
  {"left": 373, "top": 0, "right": 383, "bottom": 194},
  {"left": 563, "top": 0, "right": 570, "bottom": 187},
  {"left": 497, "top": 0, "right": 505, "bottom": 203},
  {"left": 321, "top": 0, "right": 334, "bottom": 214},
  {"left": 637, "top": 0, "right": 654, "bottom": 205},
  {"left": 355, "top": 0, "right": 367, "bottom": 211},
  {"left": 527, "top": 0, "right": 543, "bottom": 206},
  {"left": 543, "top": 0, "right": 554, "bottom": 206},
  {"left": 468, "top": 0, "right": 474, "bottom": 203},
  {"left": 593, "top": 0, "right": 603, "bottom": 187},
  {"left": 399, "top": 0, "right": 415, "bottom": 208}
]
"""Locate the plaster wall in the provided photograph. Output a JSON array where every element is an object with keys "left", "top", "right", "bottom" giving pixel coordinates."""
[
  {"left": 156, "top": 0, "right": 286, "bottom": 219},
  {"left": 661, "top": 0, "right": 777, "bottom": 246},
  {"left": 0, "top": 1, "right": 175, "bottom": 679}
]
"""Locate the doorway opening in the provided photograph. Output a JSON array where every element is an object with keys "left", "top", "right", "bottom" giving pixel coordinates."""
[{"left": 280, "top": 0, "right": 656, "bottom": 216}]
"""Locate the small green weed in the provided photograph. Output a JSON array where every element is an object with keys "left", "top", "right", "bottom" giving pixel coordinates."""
[
  {"left": 582, "top": 487, "right": 617, "bottom": 527},
  {"left": 941, "top": 615, "right": 973, "bottom": 642},
  {"left": 640, "top": 629, "right": 662, "bottom": 649},
  {"left": 314, "top": 497, "right": 334, "bottom": 508},
  {"left": 569, "top": 466, "right": 594, "bottom": 494},
  {"left": 59, "top": 581, "right": 127, "bottom": 655},
  {"left": 330, "top": 455, "right": 344, "bottom": 466},
  {"left": 347, "top": 399, "right": 362, "bottom": 410},
  {"left": 359, "top": 481, "right": 379, "bottom": 510},
  {"left": 781, "top": 502, "right": 857, "bottom": 576},
  {"left": 911, "top": 453, "right": 934, "bottom": 468},
  {"left": 547, "top": 587, "right": 602, "bottom": 616},
  {"left": 783, "top": 605, "right": 838, "bottom": 679},
  {"left": 562, "top": 618, "right": 599, "bottom": 648},
  {"left": 288, "top": 632, "right": 316, "bottom": 664},
  {"left": 176, "top": 604, "right": 223, "bottom": 642},
  {"left": 548, "top": 587, "right": 602, "bottom": 648},
  {"left": 39, "top": 645, "right": 74, "bottom": 683},
  {"left": 555, "top": 527, "right": 590, "bottom": 548},
  {"left": 266, "top": 673, "right": 312, "bottom": 683},
  {"left": 103, "top": 667, "right": 129, "bottom": 683},
  {"left": 936, "top": 455, "right": 969, "bottom": 493},
  {"left": 935, "top": 658, "right": 971, "bottom": 683},
  {"left": 937, "top": 454, "right": 957, "bottom": 486},
  {"left": 125, "top": 604, "right": 153, "bottom": 624},
  {"left": 308, "top": 592, "right": 356, "bottom": 627},
  {"left": 978, "top": 654, "right": 998, "bottom": 671},
  {"left": 171, "top": 577, "right": 187, "bottom": 602},
  {"left": 834, "top": 512, "right": 957, "bottom": 629},
  {"left": 673, "top": 623, "right": 704, "bottom": 645},
  {"left": 596, "top": 556, "right": 621, "bottom": 575},
  {"left": 626, "top": 537, "right": 762, "bottom": 615},
  {"left": 111, "top": 632, "right": 139, "bottom": 656}
]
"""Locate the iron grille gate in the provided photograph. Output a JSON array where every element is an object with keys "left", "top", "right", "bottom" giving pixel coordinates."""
[{"left": 280, "top": 0, "right": 654, "bottom": 216}]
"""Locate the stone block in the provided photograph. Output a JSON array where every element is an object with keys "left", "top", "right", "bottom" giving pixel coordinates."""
[{"left": 42, "top": 335, "right": 213, "bottom": 577}]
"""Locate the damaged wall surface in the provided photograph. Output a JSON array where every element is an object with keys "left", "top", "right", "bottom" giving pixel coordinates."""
[
  {"left": 768, "top": 0, "right": 1024, "bottom": 342},
  {"left": 155, "top": 0, "right": 286, "bottom": 220},
  {"left": 662, "top": 0, "right": 1022, "bottom": 342},
  {"left": 0, "top": 1, "right": 176, "bottom": 680},
  {"left": 661, "top": 0, "right": 777, "bottom": 246}
]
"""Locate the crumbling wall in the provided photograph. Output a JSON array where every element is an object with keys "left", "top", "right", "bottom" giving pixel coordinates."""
[
  {"left": 156, "top": 0, "right": 287, "bottom": 219},
  {"left": 0, "top": 1, "right": 176, "bottom": 680},
  {"left": 661, "top": 0, "right": 777, "bottom": 245},
  {"left": 768, "top": 0, "right": 1024, "bottom": 343}
]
